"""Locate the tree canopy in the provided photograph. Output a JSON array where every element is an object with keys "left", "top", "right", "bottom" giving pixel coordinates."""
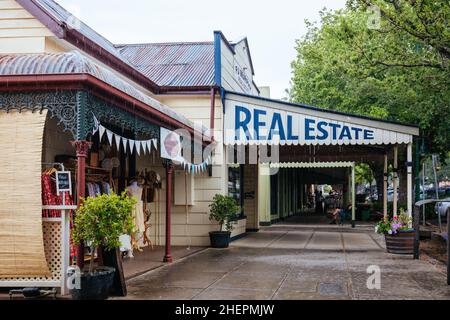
[{"left": 290, "top": 0, "right": 449, "bottom": 159}]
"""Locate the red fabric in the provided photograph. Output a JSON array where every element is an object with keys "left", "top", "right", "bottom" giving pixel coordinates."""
[
  {"left": 42, "top": 174, "right": 59, "bottom": 217},
  {"left": 41, "top": 174, "right": 76, "bottom": 262}
]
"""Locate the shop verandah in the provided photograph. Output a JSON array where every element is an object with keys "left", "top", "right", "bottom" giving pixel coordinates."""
[
  {"left": 0, "top": 51, "right": 209, "bottom": 294},
  {"left": 229, "top": 143, "right": 415, "bottom": 230},
  {"left": 262, "top": 144, "right": 411, "bottom": 227},
  {"left": 223, "top": 91, "right": 420, "bottom": 231}
]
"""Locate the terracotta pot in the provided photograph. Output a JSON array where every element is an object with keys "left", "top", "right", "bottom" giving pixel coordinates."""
[{"left": 384, "top": 230, "right": 415, "bottom": 255}]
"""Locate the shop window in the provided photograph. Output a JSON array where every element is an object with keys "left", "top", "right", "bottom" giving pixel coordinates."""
[
  {"left": 228, "top": 165, "right": 244, "bottom": 218},
  {"left": 270, "top": 172, "right": 278, "bottom": 215}
]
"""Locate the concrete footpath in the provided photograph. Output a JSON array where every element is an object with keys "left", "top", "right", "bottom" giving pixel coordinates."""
[{"left": 118, "top": 224, "right": 450, "bottom": 300}]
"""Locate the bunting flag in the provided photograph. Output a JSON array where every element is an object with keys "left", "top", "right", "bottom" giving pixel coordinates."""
[
  {"left": 92, "top": 116, "right": 158, "bottom": 156},
  {"left": 142, "top": 140, "right": 148, "bottom": 154},
  {"left": 122, "top": 138, "right": 128, "bottom": 153},
  {"left": 135, "top": 141, "right": 141, "bottom": 156},
  {"left": 106, "top": 130, "right": 113, "bottom": 145},
  {"left": 178, "top": 155, "right": 212, "bottom": 175},
  {"left": 129, "top": 139, "right": 135, "bottom": 154},
  {"left": 99, "top": 125, "right": 106, "bottom": 141},
  {"left": 114, "top": 133, "right": 121, "bottom": 152}
]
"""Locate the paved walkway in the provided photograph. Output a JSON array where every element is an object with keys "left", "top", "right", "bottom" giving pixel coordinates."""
[
  {"left": 119, "top": 224, "right": 450, "bottom": 300},
  {"left": 122, "top": 246, "right": 204, "bottom": 279}
]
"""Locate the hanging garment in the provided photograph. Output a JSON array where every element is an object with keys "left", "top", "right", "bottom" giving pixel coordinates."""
[
  {"left": 41, "top": 174, "right": 58, "bottom": 218},
  {"left": 127, "top": 185, "right": 146, "bottom": 234},
  {"left": 95, "top": 183, "right": 101, "bottom": 196},
  {"left": 87, "top": 182, "right": 97, "bottom": 198},
  {"left": 103, "top": 182, "right": 111, "bottom": 195}
]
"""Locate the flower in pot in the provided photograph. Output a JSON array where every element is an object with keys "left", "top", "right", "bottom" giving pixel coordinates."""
[
  {"left": 208, "top": 194, "right": 241, "bottom": 248},
  {"left": 375, "top": 209, "right": 414, "bottom": 255},
  {"left": 71, "top": 192, "right": 135, "bottom": 300}
]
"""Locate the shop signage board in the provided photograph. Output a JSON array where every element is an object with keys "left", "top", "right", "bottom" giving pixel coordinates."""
[
  {"left": 56, "top": 171, "right": 72, "bottom": 195},
  {"left": 224, "top": 95, "right": 414, "bottom": 146},
  {"left": 233, "top": 60, "right": 252, "bottom": 93},
  {"left": 160, "top": 127, "right": 184, "bottom": 162}
]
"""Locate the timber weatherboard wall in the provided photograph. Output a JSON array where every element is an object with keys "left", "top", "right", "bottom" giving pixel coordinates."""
[
  {"left": 218, "top": 34, "right": 259, "bottom": 95},
  {"left": 156, "top": 94, "right": 228, "bottom": 245},
  {"left": 0, "top": 0, "right": 254, "bottom": 245},
  {"left": 0, "top": 0, "right": 54, "bottom": 53}
]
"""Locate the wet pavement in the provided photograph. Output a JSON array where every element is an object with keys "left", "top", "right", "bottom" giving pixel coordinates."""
[{"left": 117, "top": 224, "right": 450, "bottom": 300}]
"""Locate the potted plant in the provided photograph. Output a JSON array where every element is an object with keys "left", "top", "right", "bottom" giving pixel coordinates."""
[
  {"left": 375, "top": 209, "right": 414, "bottom": 255},
  {"left": 208, "top": 194, "right": 241, "bottom": 248},
  {"left": 71, "top": 192, "right": 135, "bottom": 300}
]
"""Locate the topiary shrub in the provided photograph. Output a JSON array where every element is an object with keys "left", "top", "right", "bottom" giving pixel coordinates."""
[
  {"left": 72, "top": 191, "right": 136, "bottom": 273},
  {"left": 209, "top": 194, "right": 241, "bottom": 232}
]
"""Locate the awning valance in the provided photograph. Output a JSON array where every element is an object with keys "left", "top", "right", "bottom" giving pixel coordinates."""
[
  {"left": 224, "top": 92, "right": 419, "bottom": 146},
  {"left": 270, "top": 161, "right": 354, "bottom": 169}
]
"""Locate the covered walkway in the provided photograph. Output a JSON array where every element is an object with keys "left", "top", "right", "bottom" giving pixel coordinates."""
[{"left": 119, "top": 225, "right": 450, "bottom": 300}]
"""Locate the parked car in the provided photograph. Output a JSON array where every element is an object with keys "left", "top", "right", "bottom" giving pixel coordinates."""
[{"left": 435, "top": 197, "right": 450, "bottom": 217}]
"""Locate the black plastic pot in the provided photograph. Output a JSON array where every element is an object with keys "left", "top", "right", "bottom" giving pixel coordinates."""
[
  {"left": 70, "top": 266, "right": 115, "bottom": 300},
  {"left": 209, "top": 231, "right": 231, "bottom": 248}
]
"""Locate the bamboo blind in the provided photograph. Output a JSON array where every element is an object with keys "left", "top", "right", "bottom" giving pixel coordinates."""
[{"left": 0, "top": 110, "right": 51, "bottom": 277}]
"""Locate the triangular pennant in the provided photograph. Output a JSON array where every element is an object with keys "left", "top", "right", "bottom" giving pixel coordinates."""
[
  {"left": 135, "top": 141, "right": 141, "bottom": 156},
  {"left": 141, "top": 140, "right": 148, "bottom": 155},
  {"left": 146, "top": 140, "right": 152, "bottom": 153},
  {"left": 92, "top": 116, "right": 100, "bottom": 134},
  {"left": 152, "top": 139, "right": 158, "bottom": 150},
  {"left": 106, "top": 130, "right": 113, "bottom": 146},
  {"left": 122, "top": 138, "right": 128, "bottom": 153},
  {"left": 129, "top": 140, "right": 135, "bottom": 154},
  {"left": 114, "top": 134, "right": 121, "bottom": 152},
  {"left": 99, "top": 125, "right": 106, "bottom": 141}
]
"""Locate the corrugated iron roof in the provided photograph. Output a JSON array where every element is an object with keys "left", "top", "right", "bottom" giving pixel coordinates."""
[
  {"left": 0, "top": 51, "right": 200, "bottom": 131},
  {"left": 34, "top": 0, "right": 128, "bottom": 64},
  {"left": 116, "top": 42, "right": 215, "bottom": 87}
]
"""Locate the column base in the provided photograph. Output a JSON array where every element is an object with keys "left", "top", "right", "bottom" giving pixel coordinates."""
[
  {"left": 351, "top": 220, "right": 355, "bottom": 228},
  {"left": 163, "top": 255, "right": 173, "bottom": 263}
]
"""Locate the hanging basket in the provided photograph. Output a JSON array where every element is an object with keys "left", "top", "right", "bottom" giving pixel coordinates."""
[{"left": 384, "top": 229, "right": 415, "bottom": 255}]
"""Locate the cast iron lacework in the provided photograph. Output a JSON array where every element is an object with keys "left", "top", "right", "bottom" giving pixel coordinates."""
[
  {"left": 0, "top": 91, "right": 78, "bottom": 138},
  {"left": 0, "top": 91, "right": 160, "bottom": 141},
  {"left": 86, "top": 93, "right": 159, "bottom": 140}
]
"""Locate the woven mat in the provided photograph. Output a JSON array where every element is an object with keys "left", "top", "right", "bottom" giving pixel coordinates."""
[{"left": 0, "top": 110, "right": 51, "bottom": 277}]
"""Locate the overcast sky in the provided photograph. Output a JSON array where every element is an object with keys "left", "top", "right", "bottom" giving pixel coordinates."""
[{"left": 57, "top": 0, "right": 347, "bottom": 99}]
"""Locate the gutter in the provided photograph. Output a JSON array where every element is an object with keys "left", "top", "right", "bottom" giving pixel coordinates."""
[{"left": 209, "top": 87, "right": 216, "bottom": 141}]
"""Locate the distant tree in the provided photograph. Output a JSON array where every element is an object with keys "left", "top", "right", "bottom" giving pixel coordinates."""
[{"left": 290, "top": 1, "right": 450, "bottom": 159}]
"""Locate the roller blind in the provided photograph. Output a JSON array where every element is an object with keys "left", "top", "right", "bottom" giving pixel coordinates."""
[{"left": 0, "top": 110, "right": 51, "bottom": 277}]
